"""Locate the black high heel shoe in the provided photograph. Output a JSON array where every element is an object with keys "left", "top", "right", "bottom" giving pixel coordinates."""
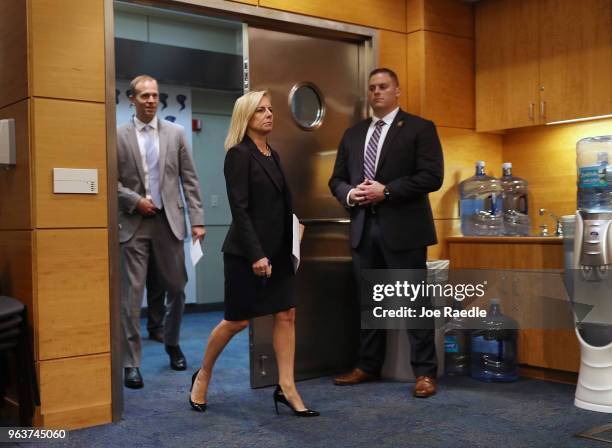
[
  {"left": 273, "top": 385, "right": 319, "bottom": 417},
  {"left": 189, "top": 369, "right": 207, "bottom": 412}
]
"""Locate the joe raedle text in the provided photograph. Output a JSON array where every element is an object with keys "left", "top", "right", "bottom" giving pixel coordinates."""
[{"left": 372, "top": 305, "right": 487, "bottom": 319}]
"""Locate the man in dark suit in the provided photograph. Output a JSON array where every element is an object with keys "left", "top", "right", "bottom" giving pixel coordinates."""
[
  {"left": 117, "top": 74, "right": 205, "bottom": 388},
  {"left": 329, "top": 67, "right": 444, "bottom": 398}
]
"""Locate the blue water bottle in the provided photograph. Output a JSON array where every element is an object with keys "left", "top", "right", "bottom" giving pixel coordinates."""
[
  {"left": 444, "top": 300, "right": 471, "bottom": 376},
  {"left": 459, "top": 161, "right": 503, "bottom": 236},
  {"left": 500, "top": 162, "right": 530, "bottom": 236},
  {"left": 470, "top": 298, "right": 518, "bottom": 382}
]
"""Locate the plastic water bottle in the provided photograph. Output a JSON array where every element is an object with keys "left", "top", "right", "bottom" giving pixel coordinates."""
[
  {"left": 459, "top": 161, "right": 503, "bottom": 236},
  {"left": 577, "top": 135, "right": 612, "bottom": 212},
  {"left": 500, "top": 162, "right": 530, "bottom": 236},
  {"left": 444, "top": 300, "right": 471, "bottom": 376},
  {"left": 470, "top": 298, "right": 518, "bottom": 382}
]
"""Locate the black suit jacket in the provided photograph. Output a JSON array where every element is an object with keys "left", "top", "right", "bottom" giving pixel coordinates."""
[
  {"left": 329, "top": 109, "right": 444, "bottom": 250},
  {"left": 221, "top": 135, "right": 293, "bottom": 264}
]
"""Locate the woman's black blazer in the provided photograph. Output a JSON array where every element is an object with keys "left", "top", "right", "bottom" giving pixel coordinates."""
[{"left": 221, "top": 135, "right": 293, "bottom": 263}]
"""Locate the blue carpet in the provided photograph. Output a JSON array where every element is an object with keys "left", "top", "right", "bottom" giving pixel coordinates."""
[{"left": 11, "top": 312, "right": 612, "bottom": 447}]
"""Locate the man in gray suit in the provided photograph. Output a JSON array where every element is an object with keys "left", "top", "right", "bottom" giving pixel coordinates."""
[
  {"left": 145, "top": 257, "right": 166, "bottom": 343},
  {"left": 117, "top": 74, "right": 205, "bottom": 389}
]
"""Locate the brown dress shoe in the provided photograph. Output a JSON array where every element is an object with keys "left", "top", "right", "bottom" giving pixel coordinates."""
[
  {"left": 413, "top": 375, "right": 437, "bottom": 398},
  {"left": 333, "top": 368, "right": 378, "bottom": 386}
]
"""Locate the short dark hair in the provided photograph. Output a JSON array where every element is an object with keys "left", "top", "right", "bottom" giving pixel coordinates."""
[{"left": 368, "top": 68, "right": 399, "bottom": 86}]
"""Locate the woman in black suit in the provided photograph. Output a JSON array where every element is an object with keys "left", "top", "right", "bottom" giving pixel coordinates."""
[{"left": 189, "top": 90, "right": 318, "bottom": 417}]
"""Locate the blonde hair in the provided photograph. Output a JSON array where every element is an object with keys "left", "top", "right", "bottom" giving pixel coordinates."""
[
  {"left": 224, "top": 90, "right": 269, "bottom": 150},
  {"left": 130, "top": 74, "right": 157, "bottom": 96}
]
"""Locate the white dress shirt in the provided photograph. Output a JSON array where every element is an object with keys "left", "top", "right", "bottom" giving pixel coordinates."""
[
  {"left": 346, "top": 107, "right": 400, "bottom": 206},
  {"left": 133, "top": 116, "right": 161, "bottom": 207}
]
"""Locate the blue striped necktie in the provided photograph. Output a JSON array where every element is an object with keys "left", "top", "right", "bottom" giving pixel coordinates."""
[
  {"left": 363, "top": 119, "right": 386, "bottom": 180},
  {"left": 143, "top": 125, "right": 162, "bottom": 209}
]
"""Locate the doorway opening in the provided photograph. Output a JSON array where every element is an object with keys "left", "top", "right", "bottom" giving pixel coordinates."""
[
  {"left": 114, "top": 1, "right": 241, "bottom": 308},
  {"left": 110, "top": 0, "right": 375, "bottom": 421},
  {"left": 113, "top": 0, "right": 243, "bottom": 417}
]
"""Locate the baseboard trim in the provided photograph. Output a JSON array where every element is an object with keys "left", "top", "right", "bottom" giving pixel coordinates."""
[
  {"left": 519, "top": 365, "right": 578, "bottom": 384},
  {"left": 39, "top": 402, "right": 112, "bottom": 429}
]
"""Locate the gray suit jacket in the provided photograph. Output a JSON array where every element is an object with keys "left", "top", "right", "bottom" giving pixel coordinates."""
[{"left": 117, "top": 118, "right": 204, "bottom": 243}]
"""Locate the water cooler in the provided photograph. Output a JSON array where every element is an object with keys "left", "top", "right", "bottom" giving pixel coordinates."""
[{"left": 568, "top": 135, "right": 612, "bottom": 412}]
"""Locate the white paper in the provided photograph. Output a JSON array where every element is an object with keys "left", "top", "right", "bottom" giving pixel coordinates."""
[
  {"left": 190, "top": 239, "right": 203, "bottom": 266},
  {"left": 292, "top": 214, "right": 301, "bottom": 273}
]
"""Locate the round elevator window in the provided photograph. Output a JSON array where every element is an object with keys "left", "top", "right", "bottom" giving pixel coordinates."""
[{"left": 289, "top": 83, "right": 325, "bottom": 131}]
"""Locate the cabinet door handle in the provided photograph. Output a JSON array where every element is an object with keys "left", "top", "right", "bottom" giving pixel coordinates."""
[
  {"left": 540, "top": 101, "right": 546, "bottom": 119},
  {"left": 529, "top": 103, "right": 535, "bottom": 120}
]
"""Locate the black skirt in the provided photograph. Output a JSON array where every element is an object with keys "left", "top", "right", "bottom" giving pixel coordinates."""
[{"left": 223, "top": 252, "right": 295, "bottom": 321}]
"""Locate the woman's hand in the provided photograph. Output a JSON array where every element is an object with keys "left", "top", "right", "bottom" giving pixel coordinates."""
[{"left": 252, "top": 257, "right": 272, "bottom": 277}]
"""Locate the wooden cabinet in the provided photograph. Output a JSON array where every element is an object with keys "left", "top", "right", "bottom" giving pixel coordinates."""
[
  {"left": 476, "top": 0, "right": 612, "bottom": 132},
  {"left": 476, "top": 0, "right": 539, "bottom": 131},
  {"left": 448, "top": 236, "right": 580, "bottom": 382},
  {"left": 539, "top": 0, "right": 612, "bottom": 124}
]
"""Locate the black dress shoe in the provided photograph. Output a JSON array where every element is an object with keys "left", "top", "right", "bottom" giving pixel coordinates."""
[
  {"left": 124, "top": 367, "right": 143, "bottom": 389},
  {"left": 148, "top": 330, "right": 164, "bottom": 343},
  {"left": 165, "top": 344, "right": 187, "bottom": 371}
]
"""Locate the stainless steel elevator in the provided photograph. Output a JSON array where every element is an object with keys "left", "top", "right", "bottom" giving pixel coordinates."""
[{"left": 246, "top": 26, "right": 370, "bottom": 387}]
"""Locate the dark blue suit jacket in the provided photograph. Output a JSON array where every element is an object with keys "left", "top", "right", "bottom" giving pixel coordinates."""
[{"left": 328, "top": 109, "right": 444, "bottom": 250}]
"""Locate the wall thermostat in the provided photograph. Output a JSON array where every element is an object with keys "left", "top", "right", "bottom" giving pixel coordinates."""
[{"left": 53, "top": 168, "right": 98, "bottom": 194}]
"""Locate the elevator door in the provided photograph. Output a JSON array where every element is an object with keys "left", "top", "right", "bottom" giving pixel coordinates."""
[{"left": 247, "top": 26, "right": 366, "bottom": 387}]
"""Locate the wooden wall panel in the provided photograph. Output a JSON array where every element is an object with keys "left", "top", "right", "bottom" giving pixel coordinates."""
[
  {"left": 406, "top": 0, "right": 474, "bottom": 38},
  {"left": 422, "top": 31, "right": 474, "bottom": 129},
  {"left": 38, "top": 354, "right": 111, "bottom": 429},
  {"left": 259, "top": 0, "right": 407, "bottom": 33},
  {"left": 36, "top": 229, "right": 109, "bottom": 360},
  {"left": 406, "top": 31, "right": 425, "bottom": 117},
  {"left": 423, "top": 0, "right": 474, "bottom": 38},
  {"left": 406, "top": 0, "right": 425, "bottom": 33},
  {"left": 430, "top": 127, "right": 503, "bottom": 220},
  {"left": 0, "top": 231, "right": 34, "bottom": 323},
  {"left": 379, "top": 30, "right": 408, "bottom": 110},
  {"left": 33, "top": 99, "right": 107, "bottom": 229},
  {"left": 428, "top": 218, "right": 459, "bottom": 260},
  {"left": 0, "top": 0, "right": 28, "bottom": 108},
  {"left": 407, "top": 32, "right": 475, "bottom": 129},
  {"left": 30, "top": 0, "right": 105, "bottom": 102},
  {"left": 0, "top": 100, "right": 32, "bottom": 230},
  {"left": 502, "top": 118, "right": 612, "bottom": 234}
]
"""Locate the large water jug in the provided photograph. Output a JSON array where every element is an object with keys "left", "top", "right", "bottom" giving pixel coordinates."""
[
  {"left": 459, "top": 161, "right": 503, "bottom": 236},
  {"left": 501, "top": 162, "right": 530, "bottom": 236},
  {"left": 470, "top": 298, "right": 518, "bottom": 382},
  {"left": 444, "top": 300, "right": 471, "bottom": 376},
  {"left": 577, "top": 135, "right": 612, "bottom": 212}
]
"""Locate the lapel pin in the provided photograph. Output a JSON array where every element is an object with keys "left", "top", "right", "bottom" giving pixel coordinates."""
[{"left": 397, "top": 120, "right": 404, "bottom": 127}]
